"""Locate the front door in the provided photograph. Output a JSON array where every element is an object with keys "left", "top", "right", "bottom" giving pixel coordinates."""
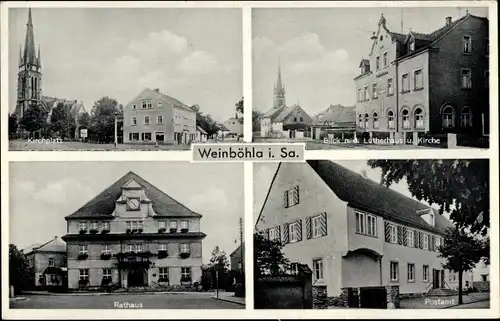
[
  {"left": 128, "top": 268, "right": 145, "bottom": 287},
  {"left": 432, "top": 269, "right": 441, "bottom": 289}
]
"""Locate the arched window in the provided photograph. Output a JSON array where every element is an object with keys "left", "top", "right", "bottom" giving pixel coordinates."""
[
  {"left": 414, "top": 108, "right": 424, "bottom": 129},
  {"left": 387, "top": 110, "right": 395, "bottom": 129},
  {"left": 402, "top": 109, "right": 410, "bottom": 129},
  {"left": 358, "top": 114, "right": 364, "bottom": 128},
  {"left": 461, "top": 106, "right": 472, "bottom": 127},
  {"left": 373, "top": 112, "right": 379, "bottom": 129},
  {"left": 364, "top": 113, "right": 370, "bottom": 129},
  {"left": 442, "top": 105, "right": 455, "bottom": 128}
]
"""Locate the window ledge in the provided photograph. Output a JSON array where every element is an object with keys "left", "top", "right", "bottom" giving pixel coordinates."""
[
  {"left": 387, "top": 93, "right": 394, "bottom": 97},
  {"left": 401, "top": 90, "right": 410, "bottom": 94},
  {"left": 413, "top": 87, "right": 424, "bottom": 92}
]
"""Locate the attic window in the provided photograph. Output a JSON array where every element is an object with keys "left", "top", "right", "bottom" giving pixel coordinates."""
[{"left": 409, "top": 40, "right": 415, "bottom": 52}]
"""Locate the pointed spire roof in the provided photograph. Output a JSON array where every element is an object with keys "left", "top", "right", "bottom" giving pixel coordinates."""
[
  {"left": 22, "top": 8, "right": 38, "bottom": 67},
  {"left": 275, "top": 57, "right": 284, "bottom": 93}
]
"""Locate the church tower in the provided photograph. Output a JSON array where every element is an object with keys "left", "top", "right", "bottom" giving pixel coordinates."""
[
  {"left": 16, "top": 8, "right": 43, "bottom": 118},
  {"left": 273, "top": 58, "right": 286, "bottom": 109}
]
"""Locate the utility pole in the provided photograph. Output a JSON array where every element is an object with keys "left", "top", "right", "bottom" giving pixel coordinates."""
[{"left": 239, "top": 217, "right": 244, "bottom": 274}]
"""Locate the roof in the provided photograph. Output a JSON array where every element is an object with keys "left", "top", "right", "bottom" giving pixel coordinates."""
[
  {"left": 153, "top": 89, "right": 194, "bottom": 113},
  {"left": 306, "top": 160, "right": 446, "bottom": 234},
  {"left": 273, "top": 106, "right": 296, "bottom": 122},
  {"left": 230, "top": 243, "right": 244, "bottom": 258},
  {"left": 261, "top": 105, "right": 286, "bottom": 119},
  {"left": 313, "top": 105, "right": 356, "bottom": 125},
  {"left": 219, "top": 124, "right": 230, "bottom": 131},
  {"left": 196, "top": 126, "right": 207, "bottom": 134},
  {"left": 24, "top": 237, "right": 66, "bottom": 255},
  {"left": 66, "top": 171, "right": 201, "bottom": 219}
]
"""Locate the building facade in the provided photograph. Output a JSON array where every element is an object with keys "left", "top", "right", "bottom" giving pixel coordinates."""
[
  {"left": 223, "top": 117, "right": 244, "bottom": 138},
  {"left": 256, "top": 161, "right": 455, "bottom": 303},
  {"left": 230, "top": 244, "right": 244, "bottom": 272},
  {"left": 260, "top": 61, "right": 313, "bottom": 138},
  {"left": 354, "top": 13, "right": 489, "bottom": 142},
  {"left": 23, "top": 236, "right": 67, "bottom": 289},
  {"left": 123, "top": 88, "right": 197, "bottom": 145},
  {"left": 62, "top": 171, "right": 205, "bottom": 290}
]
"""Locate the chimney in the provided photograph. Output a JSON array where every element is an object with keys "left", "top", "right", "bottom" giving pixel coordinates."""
[
  {"left": 446, "top": 17, "right": 452, "bottom": 26},
  {"left": 154, "top": 88, "right": 160, "bottom": 92}
]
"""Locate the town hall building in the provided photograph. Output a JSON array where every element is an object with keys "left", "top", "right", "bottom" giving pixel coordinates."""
[{"left": 62, "top": 171, "right": 206, "bottom": 290}]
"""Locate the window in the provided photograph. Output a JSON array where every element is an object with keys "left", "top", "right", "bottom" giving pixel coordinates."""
[
  {"left": 402, "top": 73, "right": 410, "bottom": 92},
  {"left": 132, "top": 104, "right": 136, "bottom": 110},
  {"left": 289, "top": 222, "right": 300, "bottom": 243},
  {"left": 461, "top": 107, "right": 472, "bottom": 127},
  {"left": 409, "top": 40, "right": 415, "bottom": 52},
  {"left": 159, "top": 221, "right": 166, "bottom": 229},
  {"left": 285, "top": 186, "right": 299, "bottom": 208},
  {"left": 364, "top": 86, "right": 369, "bottom": 101},
  {"left": 372, "top": 83, "right": 378, "bottom": 99},
  {"left": 132, "top": 117, "right": 137, "bottom": 125},
  {"left": 407, "top": 230, "right": 415, "bottom": 247},
  {"left": 79, "top": 269, "right": 89, "bottom": 280},
  {"left": 103, "top": 268, "right": 112, "bottom": 279},
  {"left": 79, "top": 245, "right": 88, "bottom": 254},
  {"left": 414, "top": 108, "right": 424, "bottom": 129},
  {"left": 364, "top": 113, "right": 369, "bottom": 128},
  {"left": 461, "top": 69, "right": 472, "bottom": 89},
  {"left": 435, "top": 237, "right": 442, "bottom": 251},
  {"left": 481, "top": 274, "right": 488, "bottom": 281},
  {"left": 136, "top": 244, "right": 143, "bottom": 252},
  {"left": 102, "top": 221, "right": 110, "bottom": 231},
  {"left": 79, "top": 221, "right": 87, "bottom": 231},
  {"left": 180, "top": 244, "right": 190, "bottom": 253},
  {"left": 312, "top": 215, "right": 325, "bottom": 238},
  {"left": 159, "top": 243, "right": 167, "bottom": 251},
  {"left": 414, "top": 69, "right": 423, "bottom": 89},
  {"left": 169, "top": 221, "right": 178, "bottom": 230},
  {"left": 407, "top": 264, "right": 415, "bottom": 282},
  {"left": 158, "top": 102, "right": 162, "bottom": 108},
  {"left": 180, "top": 220, "right": 188, "bottom": 230},
  {"left": 442, "top": 106, "right": 455, "bottom": 128},
  {"left": 102, "top": 245, "right": 110, "bottom": 254},
  {"left": 402, "top": 109, "right": 410, "bottom": 129},
  {"left": 90, "top": 221, "right": 98, "bottom": 231},
  {"left": 387, "top": 78, "right": 394, "bottom": 95},
  {"left": 388, "top": 111, "right": 395, "bottom": 129},
  {"left": 373, "top": 112, "right": 379, "bottom": 129},
  {"left": 141, "top": 100, "right": 152, "bottom": 109},
  {"left": 181, "top": 267, "right": 191, "bottom": 279},
  {"left": 357, "top": 88, "right": 363, "bottom": 102},
  {"left": 355, "top": 212, "right": 365, "bottom": 234},
  {"left": 313, "top": 259, "right": 324, "bottom": 281},
  {"left": 130, "top": 133, "right": 139, "bottom": 141},
  {"left": 269, "top": 227, "right": 280, "bottom": 241},
  {"left": 383, "top": 52, "right": 388, "bottom": 67},
  {"left": 126, "top": 244, "right": 134, "bottom": 253},
  {"left": 449, "top": 272, "right": 457, "bottom": 282},
  {"left": 159, "top": 267, "right": 169, "bottom": 280},
  {"left": 423, "top": 265, "right": 429, "bottom": 282},
  {"left": 48, "top": 257, "right": 54, "bottom": 267},
  {"left": 390, "top": 262, "right": 399, "bottom": 281},
  {"left": 367, "top": 215, "right": 377, "bottom": 236},
  {"left": 423, "top": 234, "right": 429, "bottom": 250},
  {"left": 144, "top": 116, "right": 150, "bottom": 125},
  {"left": 462, "top": 36, "right": 472, "bottom": 53},
  {"left": 157, "top": 115, "right": 164, "bottom": 124},
  {"left": 290, "top": 262, "right": 299, "bottom": 275},
  {"left": 376, "top": 56, "right": 380, "bottom": 70},
  {"left": 390, "top": 225, "right": 398, "bottom": 244},
  {"left": 358, "top": 114, "right": 364, "bottom": 128}
]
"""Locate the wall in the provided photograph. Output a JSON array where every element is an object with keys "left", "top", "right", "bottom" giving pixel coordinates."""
[
  {"left": 224, "top": 118, "right": 243, "bottom": 136},
  {"left": 254, "top": 273, "right": 312, "bottom": 309},
  {"left": 173, "top": 106, "right": 197, "bottom": 142},
  {"left": 341, "top": 253, "right": 381, "bottom": 289},
  {"left": 281, "top": 106, "right": 314, "bottom": 127},
  {"left": 256, "top": 162, "right": 349, "bottom": 297},
  {"left": 33, "top": 251, "right": 66, "bottom": 287}
]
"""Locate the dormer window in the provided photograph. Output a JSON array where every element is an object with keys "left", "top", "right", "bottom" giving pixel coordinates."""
[{"left": 409, "top": 39, "right": 415, "bottom": 53}]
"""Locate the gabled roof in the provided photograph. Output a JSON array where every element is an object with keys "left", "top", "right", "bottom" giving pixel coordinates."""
[
  {"left": 24, "top": 237, "right": 66, "bottom": 255},
  {"left": 261, "top": 105, "right": 286, "bottom": 119},
  {"left": 306, "top": 160, "right": 447, "bottom": 234},
  {"left": 313, "top": 105, "right": 356, "bottom": 125},
  {"left": 196, "top": 126, "right": 207, "bottom": 134},
  {"left": 155, "top": 90, "right": 194, "bottom": 113},
  {"left": 273, "top": 106, "right": 296, "bottom": 122},
  {"left": 359, "top": 59, "right": 370, "bottom": 67},
  {"left": 230, "top": 243, "right": 244, "bottom": 258},
  {"left": 66, "top": 171, "right": 201, "bottom": 219}
]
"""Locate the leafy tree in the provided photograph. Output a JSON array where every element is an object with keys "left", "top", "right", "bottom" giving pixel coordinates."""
[
  {"left": 9, "top": 244, "right": 32, "bottom": 294},
  {"left": 89, "top": 97, "right": 122, "bottom": 143},
  {"left": 235, "top": 97, "right": 244, "bottom": 115},
  {"left": 78, "top": 112, "right": 90, "bottom": 129},
  {"left": 19, "top": 102, "right": 48, "bottom": 136},
  {"left": 367, "top": 160, "right": 489, "bottom": 235},
  {"left": 438, "top": 228, "right": 486, "bottom": 304},
  {"left": 252, "top": 110, "right": 262, "bottom": 132},
  {"left": 208, "top": 246, "right": 229, "bottom": 273},
  {"left": 9, "top": 114, "right": 18, "bottom": 138},
  {"left": 49, "top": 102, "right": 75, "bottom": 139},
  {"left": 254, "top": 231, "right": 290, "bottom": 277}
]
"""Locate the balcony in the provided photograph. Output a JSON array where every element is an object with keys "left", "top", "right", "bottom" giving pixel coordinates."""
[{"left": 115, "top": 251, "right": 154, "bottom": 270}]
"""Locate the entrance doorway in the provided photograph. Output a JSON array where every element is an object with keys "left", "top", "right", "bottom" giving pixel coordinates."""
[
  {"left": 289, "top": 130, "right": 296, "bottom": 139},
  {"left": 128, "top": 268, "right": 146, "bottom": 287},
  {"left": 155, "top": 132, "right": 165, "bottom": 143},
  {"left": 359, "top": 287, "right": 387, "bottom": 308},
  {"left": 432, "top": 269, "right": 444, "bottom": 289}
]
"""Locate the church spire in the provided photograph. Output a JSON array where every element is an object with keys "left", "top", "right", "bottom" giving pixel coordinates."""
[
  {"left": 273, "top": 57, "right": 286, "bottom": 108},
  {"left": 38, "top": 45, "right": 41, "bottom": 66},
  {"left": 23, "top": 8, "right": 38, "bottom": 67}
]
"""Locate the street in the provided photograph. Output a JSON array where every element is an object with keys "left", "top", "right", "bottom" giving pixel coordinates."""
[
  {"left": 10, "top": 293, "right": 244, "bottom": 309},
  {"left": 253, "top": 138, "right": 437, "bottom": 150},
  {"left": 9, "top": 139, "right": 192, "bottom": 151}
]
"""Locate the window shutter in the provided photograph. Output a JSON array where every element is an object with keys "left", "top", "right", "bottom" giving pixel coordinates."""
[
  {"left": 414, "top": 230, "right": 419, "bottom": 248},
  {"left": 430, "top": 235, "right": 435, "bottom": 251},
  {"left": 397, "top": 226, "right": 404, "bottom": 245},
  {"left": 320, "top": 212, "right": 327, "bottom": 236},
  {"left": 297, "top": 220, "right": 303, "bottom": 241},
  {"left": 265, "top": 229, "right": 269, "bottom": 240},
  {"left": 384, "top": 222, "right": 391, "bottom": 242},
  {"left": 277, "top": 225, "right": 281, "bottom": 242},
  {"left": 294, "top": 186, "right": 300, "bottom": 205},
  {"left": 305, "top": 217, "right": 312, "bottom": 239},
  {"left": 282, "top": 223, "right": 289, "bottom": 244},
  {"left": 402, "top": 227, "right": 408, "bottom": 246},
  {"left": 283, "top": 191, "right": 289, "bottom": 208},
  {"left": 418, "top": 232, "right": 423, "bottom": 249}
]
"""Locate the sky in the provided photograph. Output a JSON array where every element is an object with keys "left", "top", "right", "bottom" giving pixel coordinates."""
[
  {"left": 8, "top": 8, "right": 242, "bottom": 123},
  {"left": 252, "top": 6, "right": 489, "bottom": 115},
  {"left": 253, "top": 160, "right": 447, "bottom": 225},
  {"left": 9, "top": 162, "right": 244, "bottom": 265}
]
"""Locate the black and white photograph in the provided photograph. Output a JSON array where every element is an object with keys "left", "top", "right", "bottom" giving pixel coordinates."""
[
  {"left": 7, "top": 8, "right": 243, "bottom": 151},
  {"left": 253, "top": 159, "right": 490, "bottom": 309},
  {"left": 251, "top": 7, "right": 490, "bottom": 149},
  {"left": 8, "top": 162, "right": 245, "bottom": 309}
]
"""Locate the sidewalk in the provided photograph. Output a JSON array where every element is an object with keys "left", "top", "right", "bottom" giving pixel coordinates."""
[
  {"left": 400, "top": 292, "right": 490, "bottom": 309},
  {"left": 20, "top": 290, "right": 214, "bottom": 297},
  {"left": 211, "top": 292, "right": 246, "bottom": 306}
]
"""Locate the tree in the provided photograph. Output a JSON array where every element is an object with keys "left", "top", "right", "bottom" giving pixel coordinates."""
[
  {"left": 252, "top": 110, "right": 262, "bottom": 132},
  {"left": 254, "top": 231, "right": 290, "bottom": 277},
  {"left": 89, "top": 97, "right": 122, "bottom": 143},
  {"left": 18, "top": 102, "right": 48, "bottom": 136},
  {"left": 235, "top": 97, "right": 243, "bottom": 115},
  {"left": 367, "top": 160, "right": 489, "bottom": 235},
  {"left": 49, "top": 102, "right": 74, "bottom": 139},
  {"left": 438, "top": 228, "right": 486, "bottom": 304},
  {"left": 9, "top": 244, "right": 32, "bottom": 294},
  {"left": 78, "top": 112, "right": 90, "bottom": 129},
  {"left": 209, "top": 246, "right": 229, "bottom": 272},
  {"left": 9, "top": 114, "right": 18, "bottom": 138}
]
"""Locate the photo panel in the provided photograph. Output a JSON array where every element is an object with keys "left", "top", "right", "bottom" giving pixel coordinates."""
[
  {"left": 8, "top": 161, "right": 245, "bottom": 309},
  {"left": 8, "top": 7, "right": 243, "bottom": 151},
  {"left": 253, "top": 159, "right": 490, "bottom": 309},
  {"left": 252, "top": 7, "right": 490, "bottom": 150}
]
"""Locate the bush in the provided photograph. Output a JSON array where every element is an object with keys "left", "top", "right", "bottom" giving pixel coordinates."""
[
  {"left": 158, "top": 251, "right": 168, "bottom": 259},
  {"left": 158, "top": 228, "right": 166, "bottom": 234},
  {"left": 77, "top": 253, "right": 88, "bottom": 260},
  {"left": 179, "top": 252, "right": 190, "bottom": 259}
]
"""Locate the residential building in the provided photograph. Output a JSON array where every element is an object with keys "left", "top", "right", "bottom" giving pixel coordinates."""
[
  {"left": 255, "top": 160, "right": 456, "bottom": 305},
  {"left": 260, "top": 61, "right": 313, "bottom": 138},
  {"left": 23, "top": 236, "right": 67, "bottom": 289},
  {"left": 223, "top": 116, "right": 243, "bottom": 138},
  {"left": 230, "top": 243, "right": 244, "bottom": 272},
  {"left": 354, "top": 13, "right": 489, "bottom": 142},
  {"left": 310, "top": 105, "right": 356, "bottom": 140},
  {"left": 62, "top": 171, "right": 206, "bottom": 290},
  {"left": 123, "top": 88, "right": 197, "bottom": 145},
  {"left": 196, "top": 126, "right": 208, "bottom": 142},
  {"left": 217, "top": 124, "right": 231, "bottom": 139}
]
